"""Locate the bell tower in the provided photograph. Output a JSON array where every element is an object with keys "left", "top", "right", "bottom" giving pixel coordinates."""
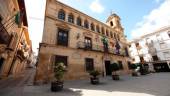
[
  {"left": 106, "top": 13, "right": 126, "bottom": 42},
  {"left": 106, "top": 13, "right": 123, "bottom": 32}
]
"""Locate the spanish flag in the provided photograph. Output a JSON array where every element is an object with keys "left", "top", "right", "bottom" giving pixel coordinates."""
[{"left": 15, "top": 11, "right": 24, "bottom": 28}]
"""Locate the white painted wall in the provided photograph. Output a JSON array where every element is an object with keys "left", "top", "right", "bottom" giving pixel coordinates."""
[{"left": 130, "top": 27, "right": 170, "bottom": 63}]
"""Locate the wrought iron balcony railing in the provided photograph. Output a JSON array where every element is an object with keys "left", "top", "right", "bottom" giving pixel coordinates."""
[
  {"left": 76, "top": 41, "right": 127, "bottom": 56},
  {"left": 17, "top": 49, "right": 26, "bottom": 60},
  {"left": 0, "top": 22, "right": 11, "bottom": 46}
]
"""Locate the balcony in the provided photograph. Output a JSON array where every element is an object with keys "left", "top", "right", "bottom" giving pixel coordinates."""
[
  {"left": 0, "top": 22, "right": 11, "bottom": 46},
  {"left": 77, "top": 41, "right": 103, "bottom": 52},
  {"left": 17, "top": 49, "right": 26, "bottom": 61},
  {"left": 77, "top": 41, "right": 127, "bottom": 57}
]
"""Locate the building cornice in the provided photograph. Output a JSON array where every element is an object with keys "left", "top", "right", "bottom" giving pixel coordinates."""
[
  {"left": 131, "top": 26, "right": 170, "bottom": 43},
  {"left": 141, "top": 26, "right": 170, "bottom": 38},
  {"left": 54, "top": 0, "right": 122, "bottom": 32},
  {"left": 46, "top": 14, "right": 118, "bottom": 41}
]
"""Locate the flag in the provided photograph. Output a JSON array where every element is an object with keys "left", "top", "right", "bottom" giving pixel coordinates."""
[
  {"left": 15, "top": 11, "right": 24, "bottom": 28},
  {"left": 115, "top": 41, "right": 120, "bottom": 54},
  {"left": 115, "top": 41, "right": 120, "bottom": 49},
  {"left": 15, "top": 11, "right": 20, "bottom": 25}
]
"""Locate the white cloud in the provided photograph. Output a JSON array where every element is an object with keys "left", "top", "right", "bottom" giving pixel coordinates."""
[
  {"left": 89, "top": 0, "right": 104, "bottom": 13},
  {"left": 131, "top": 0, "right": 170, "bottom": 39},
  {"left": 155, "top": 0, "right": 161, "bottom": 3}
]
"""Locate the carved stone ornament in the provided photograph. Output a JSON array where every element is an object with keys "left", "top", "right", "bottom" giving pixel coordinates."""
[
  {"left": 0, "top": 44, "right": 6, "bottom": 53},
  {"left": 72, "top": 51, "right": 81, "bottom": 59},
  {"left": 56, "top": 22, "right": 71, "bottom": 30},
  {"left": 1, "top": 52, "right": 8, "bottom": 59},
  {"left": 83, "top": 31, "right": 93, "bottom": 38}
]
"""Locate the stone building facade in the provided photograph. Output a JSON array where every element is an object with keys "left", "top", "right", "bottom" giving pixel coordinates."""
[
  {"left": 35, "top": 0, "right": 131, "bottom": 84},
  {"left": 0, "top": 0, "right": 31, "bottom": 78}
]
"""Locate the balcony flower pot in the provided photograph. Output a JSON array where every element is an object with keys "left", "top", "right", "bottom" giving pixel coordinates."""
[
  {"left": 139, "top": 64, "right": 147, "bottom": 75},
  {"left": 51, "top": 81, "right": 63, "bottom": 92},
  {"left": 90, "top": 77, "right": 99, "bottom": 84},
  {"left": 51, "top": 62, "right": 66, "bottom": 92},
  {"left": 110, "top": 63, "right": 120, "bottom": 80},
  {"left": 89, "top": 70, "right": 100, "bottom": 85},
  {"left": 132, "top": 72, "right": 138, "bottom": 76},
  {"left": 112, "top": 74, "right": 120, "bottom": 80}
]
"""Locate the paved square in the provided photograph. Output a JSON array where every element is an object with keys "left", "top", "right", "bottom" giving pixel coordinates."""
[{"left": 22, "top": 73, "right": 170, "bottom": 96}]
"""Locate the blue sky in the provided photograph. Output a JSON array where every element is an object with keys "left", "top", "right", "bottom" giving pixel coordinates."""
[{"left": 25, "top": 0, "right": 170, "bottom": 54}]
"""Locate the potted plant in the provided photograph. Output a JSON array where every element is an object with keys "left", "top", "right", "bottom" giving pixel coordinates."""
[
  {"left": 130, "top": 64, "right": 138, "bottom": 76},
  {"left": 89, "top": 70, "right": 100, "bottom": 84},
  {"left": 51, "top": 62, "right": 66, "bottom": 92},
  {"left": 139, "top": 64, "right": 147, "bottom": 75},
  {"left": 110, "top": 63, "right": 120, "bottom": 80}
]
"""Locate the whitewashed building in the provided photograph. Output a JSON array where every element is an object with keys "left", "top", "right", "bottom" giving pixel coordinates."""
[{"left": 129, "top": 26, "right": 170, "bottom": 72}]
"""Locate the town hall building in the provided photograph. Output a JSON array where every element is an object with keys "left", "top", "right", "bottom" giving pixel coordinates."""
[{"left": 35, "top": 0, "right": 131, "bottom": 84}]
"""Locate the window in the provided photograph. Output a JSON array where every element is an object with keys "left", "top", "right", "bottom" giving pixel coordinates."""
[
  {"left": 90, "top": 23, "right": 95, "bottom": 31},
  {"left": 163, "top": 52, "right": 170, "bottom": 59},
  {"left": 118, "top": 61, "right": 123, "bottom": 70},
  {"left": 114, "top": 33, "right": 117, "bottom": 39},
  {"left": 96, "top": 25, "right": 100, "bottom": 33},
  {"left": 110, "top": 21, "right": 113, "bottom": 26},
  {"left": 160, "top": 42, "right": 167, "bottom": 49},
  {"left": 58, "top": 9, "right": 65, "bottom": 20},
  {"left": 57, "top": 28, "right": 69, "bottom": 46},
  {"left": 85, "top": 58, "right": 94, "bottom": 71},
  {"left": 110, "top": 31, "right": 113, "bottom": 38},
  {"left": 68, "top": 13, "right": 74, "bottom": 23},
  {"left": 168, "top": 31, "right": 170, "bottom": 37},
  {"left": 84, "top": 20, "right": 89, "bottom": 29},
  {"left": 55, "top": 55, "right": 68, "bottom": 66},
  {"left": 140, "top": 56, "right": 144, "bottom": 62},
  {"left": 84, "top": 37, "right": 92, "bottom": 50},
  {"left": 101, "top": 27, "right": 104, "bottom": 35},
  {"left": 0, "top": 18, "right": 10, "bottom": 45},
  {"left": 117, "top": 34, "right": 120, "bottom": 41},
  {"left": 0, "top": 15, "right": 2, "bottom": 22},
  {"left": 127, "top": 62, "right": 132, "bottom": 69},
  {"left": 135, "top": 42, "right": 139, "bottom": 47},
  {"left": 106, "top": 30, "right": 109, "bottom": 37},
  {"left": 156, "top": 34, "right": 163, "bottom": 42},
  {"left": 125, "top": 47, "right": 129, "bottom": 56},
  {"left": 152, "top": 55, "right": 158, "bottom": 61},
  {"left": 0, "top": 58, "right": 4, "bottom": 71},
  {"left": 77, "top": 17, "right": 82, "bottom": 26}
]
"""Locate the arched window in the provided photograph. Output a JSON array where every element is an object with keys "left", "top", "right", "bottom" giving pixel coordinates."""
[
  {"left": 77, "top": 17, "right": 82, "bottom": 26},
  {"left": 110, "top": 21, "right": 113, "bottom": 26},
  {"left": 101, "top": 27, "right": 104, "bottom": 35},
  {"left": 91, "top": 23, "right": 95, "bottom": 31},
  {"left": 68, "top": 13, "right": 74, "bottom": 23},
  {"left": 84, "top": 20, "right": 89, "bottom": 29},
  {"left": 106, "top": 30, "right": 109, "bottom": 37},
  {"left": 58, "top": 9, "right": 65, "bottom": 20},
  {"left": 96, "top": 25, "right": 100, "bottom": 33}
]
